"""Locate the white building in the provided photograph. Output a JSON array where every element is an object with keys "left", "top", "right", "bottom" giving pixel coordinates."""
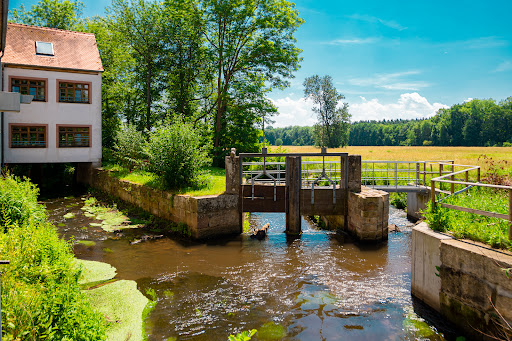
[{"left": 2, "top": 23, "right": 103, "bottom": 166}]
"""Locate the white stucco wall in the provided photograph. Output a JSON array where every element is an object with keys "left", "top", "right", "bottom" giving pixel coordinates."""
[{"left": 3, "top": 67, "right": 102, "bottom": 165}]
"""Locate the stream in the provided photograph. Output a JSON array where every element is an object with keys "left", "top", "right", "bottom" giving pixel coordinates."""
[{"left": 45, "top": 196, "right": 462, "bottom": 340}]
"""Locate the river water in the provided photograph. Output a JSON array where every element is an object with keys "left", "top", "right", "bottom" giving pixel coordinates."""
[{"left": 46, "top": 196, "right": 461, "bottom": 340}]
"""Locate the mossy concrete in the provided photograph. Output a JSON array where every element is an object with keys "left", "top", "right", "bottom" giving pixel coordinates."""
[{"left": 91, "top": 168, "right": 239, "bottom": 239}]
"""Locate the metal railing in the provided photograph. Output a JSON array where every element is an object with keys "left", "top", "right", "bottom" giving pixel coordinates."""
[
  {"left": 430, "top": 163, "right": 512, "bottom": 240},
  {"left": 238, "top": 149, "right": 349, "bottom": 204},
  {"left": 361, "top": 160, "right": 456, "bottom": 189}
]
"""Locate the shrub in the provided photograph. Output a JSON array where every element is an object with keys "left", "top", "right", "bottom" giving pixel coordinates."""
[
  {"left": 113, "top": 123, "right": 147, "bottom": 170},
  {"left": 0, "top": 175, "right": 106, "bottom": 339},
  {"left": 275, "top": 138, "right": 283, "bottom": 146},
  {"left": 146, "top": 119, "right": 211, "bottom": 189},
  {"left": 1, "top": 222, "right": 106, "bottom": 339},
  {"left": 0, "top": 173, "right": 46, "bottom": 229}
]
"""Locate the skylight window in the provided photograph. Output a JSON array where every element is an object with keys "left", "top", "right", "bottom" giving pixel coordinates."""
[{"left": 35, "top": 41, "right": 54, "bottom": 56}]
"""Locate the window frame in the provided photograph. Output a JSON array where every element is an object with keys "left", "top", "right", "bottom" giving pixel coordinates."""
[
  {"left": 9, "top": 76, "right": 48, "bottom": 102},
  {"left": 57, "top": 125, "right": 92, "bottom": 148},
  {"left": 9, "top": 123, "right": 48, "bottom": 148},
  {"left": 57, "top": 79, "right": 92, "bottom": 104}
]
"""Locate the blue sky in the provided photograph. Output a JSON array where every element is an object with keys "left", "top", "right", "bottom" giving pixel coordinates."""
[{"left": 11, "top": 0, "right": 512, "bottom": 127}]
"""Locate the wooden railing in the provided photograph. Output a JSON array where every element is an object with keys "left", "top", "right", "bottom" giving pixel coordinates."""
[{"left": 430, "top": 163, "right": 512, "bottom": 240}]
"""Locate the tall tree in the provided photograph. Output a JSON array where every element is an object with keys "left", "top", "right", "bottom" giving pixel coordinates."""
[
  {"left": 199, "top": 0, "right": 303, "bottom": 164},
  {"left": 108, "top": 0, "right": 167, "bottom": 134},
  {"left": 9, "top": 0, "right": 84, "bottom": 30},
  {"left": 303, "top": 75, "right": 351, "bottom": 148}
]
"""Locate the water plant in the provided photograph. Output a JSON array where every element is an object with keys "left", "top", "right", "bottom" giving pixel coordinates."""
[{"left": 228, "top": 329, "right": 257, "bottom": 341}]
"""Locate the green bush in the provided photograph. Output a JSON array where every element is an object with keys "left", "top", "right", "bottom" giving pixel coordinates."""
[
  {"left": 113, "top": 123, "right": 147, "bottom": 170},
  {"left": 146, "top": 119, "right": 211, "bottom": 189},
  {"left": 0, "top": 173, "right": 46, "bottom": 229},
  {"left": 390, "top": 192, "right": 407, "bottom": 209},
  {"left": 275, "top": 138, "right": 283, "bottom": 146},
  {"left": 0, "top": 175, "right": 106, "bottom": 339}
]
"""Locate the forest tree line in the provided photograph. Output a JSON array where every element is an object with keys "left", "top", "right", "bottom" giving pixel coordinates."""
[{"left": 267, "top": 98, "right": 512, "bottom": 147}]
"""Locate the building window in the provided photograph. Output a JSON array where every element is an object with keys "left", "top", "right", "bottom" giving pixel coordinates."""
[
  {"left": 58, "top": 126, "right": 90, "bottom": 147},
  {"left": 10, "top": 125, "right": 47, "bottom": 148},
  {"left": 59, "top": 82, "right": 90, "bottom": 103},
  {"left": 11, "top": 78, "right": 46, "bottom": 101}
]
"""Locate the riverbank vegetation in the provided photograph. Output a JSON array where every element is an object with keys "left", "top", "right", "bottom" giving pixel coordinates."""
[
  {"left": 0, "top": 174, "right": 106, "bottom": 339},
  {"left": 425, "top": 188, "right": 511, "bottom": 251}
]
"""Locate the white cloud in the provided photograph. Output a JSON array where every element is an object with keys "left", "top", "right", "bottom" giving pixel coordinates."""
[
  {"left": 348, "top": 14, "right": 407, "bottom": 31},
  {"left": 270, "top": 93, "right": 448, "bottom": 127},
  {"left": 270, "top": 97, "right": 316, "bottom": 127},
  {"left": 349, "top": 71, "right": 431, "bottom": 91},
  {"left": 463, "top": 98, "right": 473, "bottom": 103},
  {"left": 350, "top": 93, "right": 449, "bottom": 121},
  {"left": 494, "top": 61, "right": 512, "bottom": 72},
  {"left": 326, "top": 37, "right": 378, "bottom": 45}
]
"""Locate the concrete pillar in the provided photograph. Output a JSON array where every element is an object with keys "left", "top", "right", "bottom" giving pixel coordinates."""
[
  {"left": 75, "top": 162, "right": 93, "bottom": 185},
  {"left": 225, "top": 148, "right": 239, "bottom": 195},
  {"left": 348, "top": 155, "right": 362, "bottom": 193},
  {"left": 407, "top": 191, "right": 429, "bottom": 221},
  {"left": 286, "top": 156, "right": 301, "bottom": 234}
]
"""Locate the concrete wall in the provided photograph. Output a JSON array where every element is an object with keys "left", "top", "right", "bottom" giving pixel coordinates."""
[
  {"left": 4, "top": 67, "right": 102, "bottom": 165},
  {"left": 412, "top": 222, "right": 512, "bottom": 340},
  {"left": 91, "top": 168, "right": 240, "bottom": 239},
  {"left": 407, "top": 191, "right": 429, "bottom": 221}
]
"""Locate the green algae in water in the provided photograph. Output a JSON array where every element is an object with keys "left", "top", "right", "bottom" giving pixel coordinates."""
[
  {"left": 103, "top": 248, "right": 113, "bottom": 253},
  {"left": 257, "top": 322, "right": 286, "bottom": 340},
  {"left": 163, "top": 290, "right": 174, "bottom": 301},
  {"left": 57, "top": 223, "right": 66, "bottom": 227},
  {"left": 403, "top": 311, "right": 436, "bottom": 338},
  {"left": 77, "top": 240, "right": 96, "bottom": 247},
  {"left": 63, "top": 212, "right": 75, "bottom": 219}
]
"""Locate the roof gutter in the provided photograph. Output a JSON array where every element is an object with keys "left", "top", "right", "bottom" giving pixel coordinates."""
[{"left": 4, "top": 63, "right": 104, "bottom": 74}]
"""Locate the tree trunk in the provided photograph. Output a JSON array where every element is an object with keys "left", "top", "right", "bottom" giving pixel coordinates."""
[{"left": 146, "top": 61, "right": 152, "bottom": 136}]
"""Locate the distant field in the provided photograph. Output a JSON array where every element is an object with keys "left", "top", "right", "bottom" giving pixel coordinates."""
[{"left": 270, "top": 146, "right": 512, "bottom": 176}]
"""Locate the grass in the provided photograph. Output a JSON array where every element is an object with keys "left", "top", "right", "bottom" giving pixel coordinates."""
[
  {"left": 274, "top": 145, "right": 512, "bottom": 176},
  {"left": 103, "top": 164, "right": 226, "bottom": 196},
  {"left": 426, "top": 187, "right": 511, "bottom": 250}
]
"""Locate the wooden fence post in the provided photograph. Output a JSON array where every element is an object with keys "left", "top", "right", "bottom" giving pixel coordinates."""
[{"left": 431, "top": 180, "right": 436, "bottom": 208}]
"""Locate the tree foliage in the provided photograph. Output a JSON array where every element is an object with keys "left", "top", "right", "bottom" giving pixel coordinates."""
[
  {"left": 303, "top": 75, "right": 351, "bottom": 148},
  {"left": 349, "top": 98, "right": 512, "bottom": 146},
  {"left": 9, "top": 0, "right": 84, "bottom": 30},
  {"left": 200, "top": 0, "right": 303, "bottom": 163}
]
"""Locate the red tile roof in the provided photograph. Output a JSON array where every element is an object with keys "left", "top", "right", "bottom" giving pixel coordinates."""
[{"left": 3, "top": 23, "right": 103, "bottom": 72}]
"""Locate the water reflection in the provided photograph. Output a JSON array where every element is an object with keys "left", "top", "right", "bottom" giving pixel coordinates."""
[{"left": 46, "top": 197, "right": 461, "bottom": 340}]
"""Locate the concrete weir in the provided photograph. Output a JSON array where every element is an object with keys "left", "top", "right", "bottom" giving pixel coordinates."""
[{"left": 88, "top": 149, "right": 389, "bottom": 241}]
